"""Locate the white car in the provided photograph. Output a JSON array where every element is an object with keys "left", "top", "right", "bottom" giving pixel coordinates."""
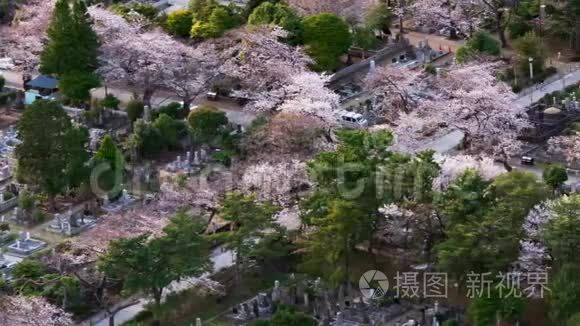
[
  {"left": 0, "top": 58, "right": 15, "bottom": 70},
  {"left": 337, "top": 110, "right": 368, "bottom": 128}
]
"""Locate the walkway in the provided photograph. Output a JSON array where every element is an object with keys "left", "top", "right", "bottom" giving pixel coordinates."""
[
  {"left": 81, "top": 247, "right": 234, "bottom": 326},
  {"left": 514, "top": 67, "right": 580, "bottom": 107},
  {"left": 0, "top": 70, "right": 257, "bottom": 127},
  {"left": 405, "top": 31, "right": 464, "bottom": 53}
]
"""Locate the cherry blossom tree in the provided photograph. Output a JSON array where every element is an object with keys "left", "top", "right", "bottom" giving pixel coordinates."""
[
  {"left": 515, "top": 202, "right": 553, "bottom": 271},
  {"left": 0, "top": 295, "right": 73, "bottom": 326},
  {"left": 412, "top": 0, "right": 511, "bottom": 46},
  {"left": 287, "top": 0, "right": 371, "bottom": 23},
  {"left": 215, "top": 26, "right": 312, "bottom": 110},
  {"left": 0, "top": 0, "right": 55, "bottom": 71},
  {"left": 277, "top": 72, "right": 340, "bottom": 124},
  {"left": 91, "top": 7, "right": 194, "bottom": 115},
  {"left": 411, "top": 0, "right": 483, "bottom": 38},
  {"left": 214, "top": 27, "right": 340, "bottom": 121},
  {"left": 548, "top": 134, "right": 580, "bottom": 164},
  {"left": 162, "top": 43, "right": 221, "bottom": 110},
  {"left": 367, "top": 63, "right": 529, "bottom": 156},
  {"left": 242, "top": 112, "right": 330, "bottom": 160},
  {"left": 241, "top": 160, "right": 309, "bottom": 205},
  {"left": 433, "top": 154, "right": 506, "bottom": 190}
]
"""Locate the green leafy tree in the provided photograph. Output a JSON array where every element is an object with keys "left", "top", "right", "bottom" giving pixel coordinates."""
[
  {"left": 15, "top": 100, "right": 90, "bottom": 209},
  {"left": 248, "top": 2, "right": 304, "bottom": 44},
  {"left": 365, "top": 2, "right": 392, "bottom": 34},
  {"left": 543, "top": 164, "right": 568, "bottom": 191},
  {"left": 165, "top": 9, "right": 193, "bottom": 37},
  {"left": 152, "top": 113, "right": 180, "bottom": 149},
  {"left": 189, "top": 0, "right": 218, "bottom": 21},
  {"left": 187, "top": 105, "right": 228, "bottom": 145},
  {"left": 59, "top": 72, "right": 100, "bottom": 104},
  {"left": 126, "top": 99, "right": 144, "bottom": 123},
  {"left": 303, "top": 13, "right": 352, "bottom": 71},
  {"left": 101, "top": 94, "right": 121, "bottom": 110},
  {"left": 93, "top": 134, "right": 124, "bottom": 199},
  {"left": 11, "top": 259, "right": 81, "bottom": 310},
  {"left": 437, "top": 171, "right": 547, "bottom": 278},
  {"left": 251, "top": 305, "right": 317, "bottom": 326},
  {"left": 469, "top": 287, "right": 525, "bottom": 326},
  {"left": 300, "top": 130, "right": 440, "bottom": 286},
  {"left": 152, "top": 102, "right": 188, "bottom": 120},
  {"left": 567, "top": 313, "right": 580, "bottom": 326},
  {"left": 513, "top": 32, "right": 545, "bottom": 79},
  {"left": 242, "top": 0, "right": 280, "bottom": 18},
  {"left": 352, "top": 27, "right": 379, "bottom": 57},
  {"left": 300, "top": 200, "right": 369, "bottom": 286},
  {"left": 549, "top": 264, "right": 580, "bottom": 324},
  {"left": 128, "top": 119, "right": 165, "bottom": 159},
  {"left": 190, "top": 5, "right": 241, "bottom": 38},
  {"left": 215, "top": 192, "right": 281, "bottom": 275},
  {"left": 543, "top": 195, "right": 580, "bottom": 266},
  {"left": 0, "top": 75, "right": 5, "bottom": 89},
  {"left": 456, "top": 31, "right": 501, "bottom": 63},
  {"left": 99, "top": 212, "right": 211, "bottom": 325},
  {"left": 40, "top": 0, "right": 99, "bottom": 76}
]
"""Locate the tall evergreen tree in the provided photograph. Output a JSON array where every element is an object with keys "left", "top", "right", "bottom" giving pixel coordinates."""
[
  {"left": 40, "top": 0, "right": 99, "bottom": 76},
  {"left": 15, "top": 100, "right": 90, "bottom": 210},
  {"left": 93, "top": 134, "right": 124, "bottom": 199}
]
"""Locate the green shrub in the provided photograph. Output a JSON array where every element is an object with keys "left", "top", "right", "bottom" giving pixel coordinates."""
[
  {"left": 2, "top": 191, "right": 14, "bottom": 201},
  {"left": 152, "top": 102, "right": 188, "bottom": 120},
  {"left": 127, "top": 99, "right": 145, "bottom": 122},
  {"left": 101, "top": 94, "right": 121, "bottom": 110},
  {"left": 165, "top": 9, "right": 193, "bottom": 37},
  {"left": 456, "top": 31, "right": 500, "bottom": 63}
]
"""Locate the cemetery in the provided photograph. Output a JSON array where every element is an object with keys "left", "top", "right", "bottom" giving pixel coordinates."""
[
  {"left": 3, "top": 0, "right": 580, "bottom": 325},
  {"left": 6, "top": 231, "right": 47, "bottom": 256}
]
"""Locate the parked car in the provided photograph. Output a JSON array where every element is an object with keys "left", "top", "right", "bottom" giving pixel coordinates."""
[{"left": 336, "top": 110, "right": 368, "bottom": 128}]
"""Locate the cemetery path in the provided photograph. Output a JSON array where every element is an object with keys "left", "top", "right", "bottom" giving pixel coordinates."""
[
  {"left": 80, "top": 247, "right": 235, "bottom": 326},
  {"left": 515, "top": 68, "right": 580, "bottom": 107}
]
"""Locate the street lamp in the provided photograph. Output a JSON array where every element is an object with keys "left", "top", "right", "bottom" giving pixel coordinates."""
[
  {"left": 529, "top": 57, "right": 534, "bottom": 80},
  {"left": 529, "top": 57, "right": 534, "bottom": 104}
]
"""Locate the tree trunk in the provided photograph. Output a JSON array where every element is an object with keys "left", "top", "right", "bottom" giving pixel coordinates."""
[
  {"left": 152, "top": 289, "right": 163, "bottom": 326},
  {"left": 182, "top": 98, "right": 192, "bottom": 111},
  {"left": 497, "top": 12, "right": 507, "bottom": 48},
  {"left": 48, "top": 194, "right": 57, "bottom": 212},
  {"left": 575, "top": 20, "right": 580, "bottom": 53}
]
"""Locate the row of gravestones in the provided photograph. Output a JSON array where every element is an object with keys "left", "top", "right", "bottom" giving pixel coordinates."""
[{"left": 220, "top": 277, "right": 427, "bottom": 326}]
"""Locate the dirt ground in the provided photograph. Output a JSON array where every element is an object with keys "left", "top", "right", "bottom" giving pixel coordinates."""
[{"left": 0, "top": 110, "right": 21, "bottom": 129}]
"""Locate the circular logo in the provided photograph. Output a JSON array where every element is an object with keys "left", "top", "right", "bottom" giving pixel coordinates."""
[{"left": 359, "top": 270, "right": 389, "bottom": 299}]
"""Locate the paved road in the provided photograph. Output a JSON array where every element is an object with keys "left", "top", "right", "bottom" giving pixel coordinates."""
[
  {"left": 82, "top": 247, "right": 234, "bottom": 326},
  {"left": 514, "top": 69, "right": 580, "bottom": 107},
  {"left": 0, "top": 70, "right": 257, "bottom": 127},
  {"left": 405, "top": 31, "right": 465, "bottom": 53}
]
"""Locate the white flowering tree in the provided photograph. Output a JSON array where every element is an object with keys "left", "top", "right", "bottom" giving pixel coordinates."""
[
  {"left": 515, "top": 202, "right": 553, "bottom": 271},
  {"left": 367, "top": 63, "right": 529, "bottom": 156},
  {"left": 411, "top": 0, "right": 511, "bottom": 46},
  {"left": 0, "top": 296, "right": 74, "bottom": 326},
  {"left": 287, "top": 0, "right": 371, "bottom": 22},
  {"left": 548, "top": 134, "right": 580, "bottom": 165},
  {"left": 433, "top": 154, "right": 506, "bottom": 190},
  {"left": 241, "top": 160, "right": 309, "bottom": 205},
  {"left": 411, "top": 0, "right": 483, "bottom": 38},
  {"left": 0, "top": 0, "right": 55, "bottom": 71},
  {"left": 91, "top": 7, "right": 195, "bottom": 114}
]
